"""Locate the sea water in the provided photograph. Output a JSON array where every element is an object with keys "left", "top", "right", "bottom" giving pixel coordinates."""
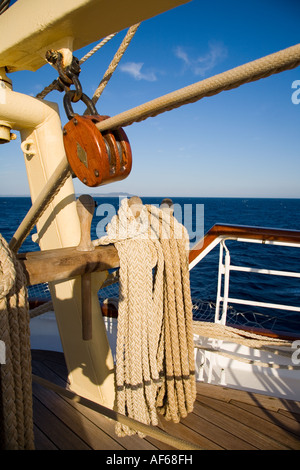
[{"left": 1, "top": 196, "right": 300, "bottom": 334}]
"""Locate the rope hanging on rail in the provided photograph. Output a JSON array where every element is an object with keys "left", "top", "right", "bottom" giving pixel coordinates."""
[
  {"left": 0, "top": 235, "right": 34, "bottom": 449},
  {"left": 192, "top": 320, "right": 300, "bottom": 370},
  {"left": 193, "top": 321, "right": 293, "bottom": 348},
  {"left": 94, "top": 198, "right": 196, "bottom": 437}
]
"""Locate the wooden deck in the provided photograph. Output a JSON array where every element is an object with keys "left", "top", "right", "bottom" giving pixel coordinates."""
[{"left": 31, "top": 349, "right": 300, "bottom": 451}]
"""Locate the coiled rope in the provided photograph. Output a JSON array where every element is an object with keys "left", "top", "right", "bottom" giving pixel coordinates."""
[
  {"left": 94, "top": 198, "right": 196, "bottom": 437},
  {"left": 0, "top": 235, "right": 34, "bottom": 449}
]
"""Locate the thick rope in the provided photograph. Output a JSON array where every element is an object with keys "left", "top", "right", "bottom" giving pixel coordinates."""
[
  {"left": 94, "top": 198, "right": 196, "bottom": 437},
  {"left": 0, "top": 235, "right": 34, "bottom": 449},
  {"left": 193, "top": 320, "right": 293, "bottom": 348},
  {"left": 193, "top": 320, "right": 300, "bottom": 369},
  {"left": 29, "top": 300, "right": 53, "bottom": 319},
  {"left": 95, "top": 43, "right": 300, "bottom": 132}
]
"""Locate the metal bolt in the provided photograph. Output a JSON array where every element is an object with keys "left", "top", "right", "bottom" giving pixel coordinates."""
[
  {"left": 63, "top": 128, "right": 67, "bottom": 135},
  {"left": 83, "top": 178, "right": 87, "bottom": 184},
  {"left": 73, "top": 118, "right": 78, "bottom": 126},
  {"left": 94, "top": 170, "right": 99, "bottom": 177}
]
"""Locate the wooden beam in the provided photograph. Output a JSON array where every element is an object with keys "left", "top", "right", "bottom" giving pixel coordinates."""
[{"left": 18, "top": 244, "right": 119, "bottom": 286}]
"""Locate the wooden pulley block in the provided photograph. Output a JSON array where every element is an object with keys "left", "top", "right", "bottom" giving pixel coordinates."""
[
  {"left": 63, "top": 114, "right": 132, "bottom": 187},
  {"left": 85, "top": 115, "right": 132, "bottom": 179}
]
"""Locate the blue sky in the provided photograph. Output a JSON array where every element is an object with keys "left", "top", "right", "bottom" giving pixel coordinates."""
[{"left": 1, "top": 0, "right": 300, "bottom": 197}]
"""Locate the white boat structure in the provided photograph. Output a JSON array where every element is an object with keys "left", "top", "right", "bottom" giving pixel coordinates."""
[{"left": 0, "top": 0, "right": 299, "bottom": 451}]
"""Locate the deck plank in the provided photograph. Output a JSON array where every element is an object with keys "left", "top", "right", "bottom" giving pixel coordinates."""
[
  {"left": 61, "top": 394, "right": 160, "bottom": 451},
  {"left": 182, "top": 408, "right": 257, "bottom": 450},
  {"left": 196, "top": 382, "right": 300, "bottom": 413},
  {"left": 157, "top": 415, "right": 223, "bottom": 450},
  {"left": 231, "top": 400, "right": 300, "bottom": 442},
  {"left": 33, "top": 395, "right": 91, "bottom": 450},
  {"left": 33, "top": 381, "right": 125, "bottom": 450},
  {"left": 31, "top": 350, "right": 300, "bottom": 451},
  {"left": 196, "top": 395, "right": 297, "bottom": 450},
  {"left": 31, "top": 351, "right": 160, "bottom": 451},
  {"left": 33, "top": 424, "right": 58, "bottom": 450},
  {"left": 279, "top": 407, "right": 300, "bottom": 418}
]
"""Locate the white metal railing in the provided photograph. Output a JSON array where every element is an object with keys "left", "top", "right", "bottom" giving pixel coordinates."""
[
  {"left": 215, "top": 239, "right": 300, "bottom": 325},
  {"left": 189, "top": 224, "right": 300, "bottom": 328}
]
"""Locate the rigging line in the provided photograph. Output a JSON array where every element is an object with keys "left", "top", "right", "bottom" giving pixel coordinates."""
[
  {"left": 0, "top": 0, "right": 10, "bottom": 15},
  {"left": 88, "top": 23, "right": 141, "bottom": 107},
  {"left": 79, "top": 32, "right": 117, "bottom": 64},
  {"left": 93, "top": 42, "right": 300, "bottom": 132}
]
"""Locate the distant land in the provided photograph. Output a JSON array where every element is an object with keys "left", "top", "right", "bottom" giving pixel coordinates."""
[
  {"left": 0, "top": 191, "right": 136, "bottom": 198},
  {"left": 85, "top": 192, "right": 135, "bottom": 198}
]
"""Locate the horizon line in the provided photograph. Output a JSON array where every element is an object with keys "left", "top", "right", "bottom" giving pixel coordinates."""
[{"left": 0, "top": 194, "right": 300, "bottom": 199}]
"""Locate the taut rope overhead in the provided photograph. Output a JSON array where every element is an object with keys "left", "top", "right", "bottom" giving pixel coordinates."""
[{"left": 94, "top": 43, "right": 300, "bottom": 132}]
